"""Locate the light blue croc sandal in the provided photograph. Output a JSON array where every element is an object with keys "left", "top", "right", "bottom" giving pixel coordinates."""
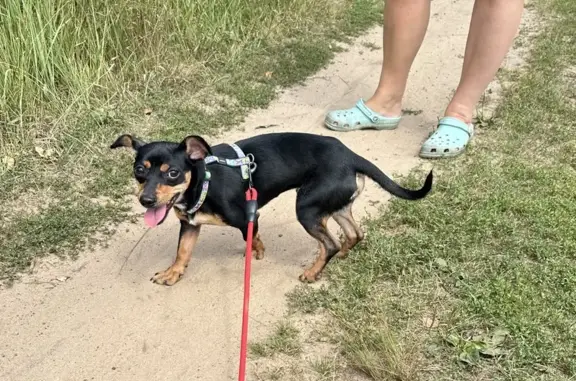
[
  {"left": 325, "top": 99, "right": 402, "bottom": 131},
  {"left": 419, "top": 116, "right": 474, "bottom": 159}
]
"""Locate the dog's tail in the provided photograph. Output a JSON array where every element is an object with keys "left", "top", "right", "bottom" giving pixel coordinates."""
[{"left": 353, "top": 154, "right": 433, "bottom": 200}]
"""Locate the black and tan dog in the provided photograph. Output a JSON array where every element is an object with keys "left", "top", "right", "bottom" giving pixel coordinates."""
[{"left": 111, "top": 132, "right": 433, "bottom": 286}]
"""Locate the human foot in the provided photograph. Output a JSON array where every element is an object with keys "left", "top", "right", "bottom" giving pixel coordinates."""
[
  {"left": 419, "top": 116, "right": 474, "bottom": 159},
  {"left": 324, "top": 99, "right": 401, "bottom": 131}
]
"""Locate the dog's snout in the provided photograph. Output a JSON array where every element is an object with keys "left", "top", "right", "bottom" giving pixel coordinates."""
[{"left": 139, "top": 194, "right": 157, "bottom": 207}]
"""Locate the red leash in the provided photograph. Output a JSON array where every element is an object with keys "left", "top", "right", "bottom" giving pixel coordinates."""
[{"left": 238, "top": 187, "right": 258, "bottom": 381}]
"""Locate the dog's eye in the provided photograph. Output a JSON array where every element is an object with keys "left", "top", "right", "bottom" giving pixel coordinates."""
[
  {"left": 167, "top": 169, "right": 180, "bottom": 179},
  {"left": 134, "top": 165, "right": 146, "bottom": 175}
]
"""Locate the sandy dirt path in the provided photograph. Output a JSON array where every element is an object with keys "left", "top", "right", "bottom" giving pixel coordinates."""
[{"left": 0, "top": 1, "right": 491, "bottom": 379}]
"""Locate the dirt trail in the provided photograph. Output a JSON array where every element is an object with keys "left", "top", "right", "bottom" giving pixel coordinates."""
[{"left": 0, "top": 2, "right": 492, "bottom": 379}]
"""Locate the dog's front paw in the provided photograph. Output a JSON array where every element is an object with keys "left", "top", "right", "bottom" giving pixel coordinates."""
[
  {"left": 254, "top": 245, "right": 265, "bottom": 260},
  {"left": 150, "top": 265, "right": 185, "bottom": 286},
  {"left": 298, "top": 270, "right": 322, "bottom": 283},
  {"left": 253, "top": 234, "right": 265, "bottom": 260}
]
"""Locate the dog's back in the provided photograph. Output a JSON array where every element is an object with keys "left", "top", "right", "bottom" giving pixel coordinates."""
[{"left": 228, "top": 133, "right": 355, "bottom": 204}]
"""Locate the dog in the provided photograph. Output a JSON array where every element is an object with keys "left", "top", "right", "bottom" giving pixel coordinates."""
[{"left": 110, "top": 132, "right": 433, "bottom": 286}]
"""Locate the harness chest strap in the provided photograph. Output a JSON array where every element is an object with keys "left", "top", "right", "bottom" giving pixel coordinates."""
[{"left": 183, "top": 143, "right": 256, "bottom": 219}]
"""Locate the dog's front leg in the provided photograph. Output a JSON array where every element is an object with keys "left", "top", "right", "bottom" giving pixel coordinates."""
[{"left": 151, "top": 221, "right": 201, "bottom": 286}]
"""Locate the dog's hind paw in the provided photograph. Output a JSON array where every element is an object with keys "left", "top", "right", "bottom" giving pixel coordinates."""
[
  {"left": 298, "top": 270, "right": 322, "bottom": 283},
  {"left": 150, "top": 266, "right": 185, "bottom": 286}
]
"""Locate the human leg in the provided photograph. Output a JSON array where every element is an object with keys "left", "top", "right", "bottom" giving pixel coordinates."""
[
  {"left": 324, "top": 0, "right": 431, "bottom": 131},
  {"left": 420, "top": 0, "right": 524, "bottom": 158}
]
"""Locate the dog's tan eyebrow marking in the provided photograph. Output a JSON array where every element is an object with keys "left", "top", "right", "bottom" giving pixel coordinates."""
[
  {"left": 143, "top": 161, "right": 151, "bottom": 168},
  {"left": 160, "top": 164, "right": 169, "bottom": 172}
]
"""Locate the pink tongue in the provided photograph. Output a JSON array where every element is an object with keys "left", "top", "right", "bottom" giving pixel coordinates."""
[{"left": 144, "top": 205, "right": 168, "bottom": 228}]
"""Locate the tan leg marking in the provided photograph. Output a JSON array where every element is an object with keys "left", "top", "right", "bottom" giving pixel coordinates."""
[
  {"left": 333, "top": 204, "right": 364, "bottom": 259},
  {"left": 350, "top": 174, "right": 366, "bottom": 201},
  {"left": 299, "top": 217, "right": 340, "bottom": 283},
  {"left": 252, "top": 233, "right": 266, "bottom": 260},
  {"left": 299, "top": 241, "right": 327, "bottom": 283},
  {"left": 151, "top": 224, "right": 200, "bottom": 286},
  {"left": 334, "top": 175, "right": 366, "bottom": 258}
]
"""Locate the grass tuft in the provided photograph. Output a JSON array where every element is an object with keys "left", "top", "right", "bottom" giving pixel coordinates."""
[
  {"left": 309, "top": 357, "right": 335, "bottom": 380},
  {"left": 250, "top": 321, "right": 302, "bottom": 358},
  {"left": 343, "top": 324, "right": 419, "bottom": 381},
  {"left": 288, "top": 0, "right": 576, "bottom": 379}
]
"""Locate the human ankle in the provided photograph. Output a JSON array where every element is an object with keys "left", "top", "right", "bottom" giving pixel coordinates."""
[
  {"left": 444, "top": 106, "right": 473, "bottom": 124},
  {"left": 365, "top": 93, "right": 403, "bottom": 117}
]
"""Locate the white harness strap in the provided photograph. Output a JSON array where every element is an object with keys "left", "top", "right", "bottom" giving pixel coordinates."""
[{"left": 229, "top": 143, "right": 251, "bottom": 181}]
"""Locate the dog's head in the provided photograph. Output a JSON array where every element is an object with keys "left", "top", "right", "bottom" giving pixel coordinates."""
[{"left": 110, "top": 134, "right": 212, "bottom": 227}]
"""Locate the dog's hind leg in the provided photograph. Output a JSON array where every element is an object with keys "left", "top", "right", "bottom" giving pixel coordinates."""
[
  {"left": 333, "top": 175, "right": 365, "bottom": 259},
  {"left": 296, "top": 189, "right": 343, "bottom": 282},
  {"left": 295, "top": 173, "right": 360, "bottom": 282},
  {"left": 297, "top": 213, "right": 341, "bottom": 283},
  {"left": 333, "top": 203, "right": 364, "bottom": 259}
]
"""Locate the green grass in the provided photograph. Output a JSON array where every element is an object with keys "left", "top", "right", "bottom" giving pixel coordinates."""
[
  {"left": 288, "top": 0, "right": 576, "bottom": 379},
  {"left": 309, "top": 357, "right": 334, "bottom": 380},
  {"left": 250, "top": 321, "right": 302, "bottom": 358},
  {"left": 0, "top": 0, "right": 383, "bottom": 283}
]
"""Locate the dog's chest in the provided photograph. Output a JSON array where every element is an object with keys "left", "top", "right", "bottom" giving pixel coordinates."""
[{"left": 173, "top": 202, "right": 227, "bottom": 227}]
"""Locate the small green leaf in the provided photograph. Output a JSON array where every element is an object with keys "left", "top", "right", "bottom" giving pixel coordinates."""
[
  {"left": 458, "top": 351, "right": 473, "bottom": 364},
  {"left": 445, "top": 334, "right": 461, "bottom": 347},
  {"left": 458, "top": 346, "right": 481, "bottom": 365},
  {"left": 470, "top": 340, "right": 488, "bottom": 351}
]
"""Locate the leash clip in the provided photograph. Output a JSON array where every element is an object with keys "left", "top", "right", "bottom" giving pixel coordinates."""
[
  {"left": 246, "top": 153, "right": 257, "bottom": 189},
  {"left": 248, "top": 167, "right": 253, "bottom": 189},
  {"left": 247, "top": 153, "right": 257, "bottom": 174}
]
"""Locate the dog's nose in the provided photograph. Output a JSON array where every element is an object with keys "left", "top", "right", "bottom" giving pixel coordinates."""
[{"left": 139, "top": 194, "right": 157, "bottom": 207}]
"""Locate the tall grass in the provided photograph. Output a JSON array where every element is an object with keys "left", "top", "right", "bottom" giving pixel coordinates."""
[{"left": 0, "top": 0, "right": 335, "bottom": 150}]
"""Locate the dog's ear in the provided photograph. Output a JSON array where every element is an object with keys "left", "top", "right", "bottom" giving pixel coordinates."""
[
  {"left": 110, "top": 134, "right": 145, "bottom": 150},
  {"left": 180, "top": 135, "right": 212, "bottom": 161}
]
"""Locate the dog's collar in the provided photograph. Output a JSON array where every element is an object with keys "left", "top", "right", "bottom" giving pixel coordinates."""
[
  {"left": 178, "top": 143, "right": 256, "bottom": 219},
  {"left": 180, "top": 170, "right": 211, "bottom": 216}
]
